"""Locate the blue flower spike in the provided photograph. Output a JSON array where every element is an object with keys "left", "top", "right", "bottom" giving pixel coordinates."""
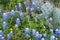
[
  {"left": 0, "top": 9, "right": 2, "bottom": 14},
  {"left": 50, "top": 29, "right": 54, "bottom": 34},
  {"left": 26, "top": 6, "right": 30, "bottom": 13},
  {"left": 0, "top": 35, "right": 2, "bottom": 38},
  {"left": 16, "top": 18, "right": 20, "bottom": 26},
  {"left": 17, "top": 3, "right": 22, "bottom": 11},
  {"left": 49, "top": 17, "right": 53, "bottom": 23},
  {"left": 9, "top": 31, "right": 13, "bottom": 36},
  {"left": 43, "top": 33, "right": 47, "bottom": 40},
  {"left": 35, "top": 32, "right": 42, "bottom": 40},
  {"left": 7, "top": 34, "right": 11, "bottom": 40},
  {"left": 15, "top": 5, "right": 17, "bottom": 10},
  {"left": 0, "top": 30, "right": 3, "bottom": 36},
  {"left": 3, "top": 13, "right": 8, "bottom": 22},
  {"left": 10, "top": 10, "right": 15, "bottom": 16},
  {"left": 20, "top": 13, "right": 24, "bottom": 18},
  {"left": 32, "top": 29, "right": 36, "bottom": 36},
  {"left": 41, "top": 38, "right": 45, "bottom": 40},
  {"left": 24, "top": 28, "right": 30, "bottom": 37},
  {"left": 30, "top": 7, "right": 34, "bottom": 12},
  {"left": 1, "top": 37, "right": 5, "bottom": 40},
  {"left": 55, "top": 29, "right": 60, "bottom": 37},
  {"left": 58, "top": 30, "right": 60, "bottom": 36},
  {"left": 2, "top": 22, "right": 7, "bottom": 30},
  {"left": 50, "top": 35, "right": 55, "bottom": 40},
  {"left": 31, "top": 2, "right": 36, "bottom": 7}
]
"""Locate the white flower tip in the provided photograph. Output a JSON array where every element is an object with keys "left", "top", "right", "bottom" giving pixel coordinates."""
[
  {"left": 50, "top": 17, "right": 53, "bottom": 20},
  {"left": 56, "top": 29, "right": 59, "bottom": 31},
  {"left": 11, "top": 10, "right": 14, "bottom": 12},
  {"left": 10, "top": 31, "right": 13, "bottom": 33},
  {"left": 1, "top": 37, "right": 4, "bottom": 39},
  {"left": 52, "top": 35, "right": 55, "bottom": 38},
  {"left": 56, "top": 38, "right": 58, "bottom": 40},
  {"left": 36, "top": 31, "right": 39, "bottom": 34},
  {"left": 41, "top": 38, "right": 45, "bottom": 40},
  {"left": 0, "top": 30, "right": 2, "bottom": 32},
  {"left": 32, "top": 2, "right": 35, "bottom": 4},
  {"left": 19, "top": 3, "right": 21, "bottom": 4},
  {"left": 26, "top": 28, "right": 29, "bottom": 30},
  {"left": 15, "top": 24, "right": 18, "bottom": 26},
  {"left": 50, "top": 29, "right": 53, "bottom": 31},
  {"left": 17, "top": 18, "right": 20, "bottom": 20},
  {"left": 3, "top": 22, "right": 6, "bottom": 24},
  {"left": 0, "top": 35, "right": 2, "bottom": 37},
  {"left": 3, "top": 13, "right": 6, "bottom": 15},
  {"left": 31, "top": 8, "right": 34, "bottom": 11}
]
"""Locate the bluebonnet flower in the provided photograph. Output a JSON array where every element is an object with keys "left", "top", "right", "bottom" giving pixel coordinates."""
[
  {"left": 16, "top": 18, "right": 20, "bottom": 26},
  {"left": 31, "top": 2, "right": 36, "bottom": 7},
  {"left": 24, "top": 28, "right": 30, "bottom": 37},
  {"left": 41, "top": 38, "right": 45, "bottom": 40},
  {"left": 58, "top": 30, "right": 60, "bottom": 36},
  {"left": 35, "top": 32, "right": 42, "bottom": 40},
  {"left": 0, "top": 9, "right": 2, "bottom": 14},
  {"left": 1, "top": 37, "right": 5, "bottom": 40},
  {"left": 55, "top": 29, "right": 59, "bottom": 35},
  {"left": 26, "top": 6, "right": 30, "bottom": 12},
  {"left": 9, "top": 31, "right": 13, "bottom": 36},
  {"left": 20, "top": 13, "right": 24, "bottom": 18},
  {"left": 30, "top": 7, "right": 34, "bottom": 12},
  {"left": 7, "top": 34, "right": 11, "bottom": 40},
  {"left": 15, "top": 24, "right": 18, "bottom": 28},
  {"left": 7, "top": 31, "right": 13, "bottom": 40},
  {"left": 17, "top": 3, "right": 22, "bottom": 11},
  {"left": 0, "top": 30, "right": 3, "bottom": 36},
  {"left": 43, "top": 33, "right": 47, "bottom": 40},
  {"left": 50, "top": 29, "right": 54, "bottom": 34},
  {"left": 56, "top": 38, "right": 58, "bottom": 40},
  {"left": 55, "top": 29, "right": 60, "bottom": 37},
  {"left": 50, "top": 35, "right": 55, "bottom": 40},
  {"left": 48, "top": 17, "right": 53, "bottom": 23},
  {"left": 10, "top": 10, "right": 15, "bottom": 16},
  {"left": 2, "top": 22, "right": 7, "bottom": 30},
  {"left": 3, "top": 13, "right": 8, "bottom": 22},
  {"left": 32, "top": 29, "right": 36, "bottom": 36},
  {"left": 0, "top": 35, "right": 2, "bottom": 38},
  {"left": 14, "top": 5, "right": 17, "bottom": 10}
]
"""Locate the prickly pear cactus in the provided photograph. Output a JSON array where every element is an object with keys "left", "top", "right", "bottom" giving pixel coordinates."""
[
  {"left": 41, "top": 2, "right": 53, "bottom": 19},
  {"left": 32, "top": 0, "right": 44, "bottom": 11},
  {"left": 53, "top": 8, "right": 60, "bottom": 29},
  {"left": 32, "top": 0, "right": 44, "bottom": 6}
]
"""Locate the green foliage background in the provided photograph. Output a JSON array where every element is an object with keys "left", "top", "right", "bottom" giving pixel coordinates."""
[
  {"left": 0, "top": 0, "right": 23, "bottom": 10},
  {"left": 0, "top": 11, "right": 51, "bottom": 40}
]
